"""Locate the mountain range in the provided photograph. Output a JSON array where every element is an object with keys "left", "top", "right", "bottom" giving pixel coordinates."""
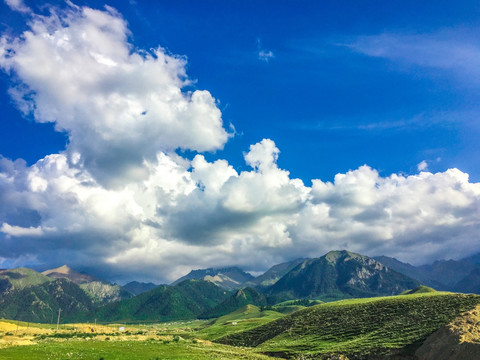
[
  {"left": 374, "top": 255, "right": 480, "bottom": 293},
  {"left": 1, "top": 249, "right": 480, "bottom": 324},
  {"left": 267, "top": 250, "right": 419, "bottom": 302}
]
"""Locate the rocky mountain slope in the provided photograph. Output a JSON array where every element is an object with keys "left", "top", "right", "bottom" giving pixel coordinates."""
[
  {"left": 268, "top": 250, "right": 419, "bottom": 302},
  {"left": 42, "top": 265, "right": 97, "bottom": 284},
  {"left": 42, "top": 265, "right": 132, "bottom": 304}
]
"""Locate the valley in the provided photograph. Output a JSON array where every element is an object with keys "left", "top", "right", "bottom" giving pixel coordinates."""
[
  {"left": 1, "top": 292, "right": 480, "bottom": 359},
  {"left": 1, "top": 250, "right": 480, "bottom": 359}
]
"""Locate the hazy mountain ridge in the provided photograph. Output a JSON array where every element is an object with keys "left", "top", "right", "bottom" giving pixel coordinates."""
[
  {"left": 419, "top": 259, "right": 477, "bottom": 289},
  {"left": 123, "top": 281, "right": 158, "bottom": 295},
  {"left": 375, "top": 255, "right": 480, "bottom": 293},
  {"left": 243, "top": 258, "right": 307, "bottom": 288}
]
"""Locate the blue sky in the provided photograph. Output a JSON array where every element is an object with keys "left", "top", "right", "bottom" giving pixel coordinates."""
[
  {"left": 0, "top": 0, "right": 479, "bottom": 282},
  {"left": 2, "top": 0, "right": 480, "bottom": 182}
]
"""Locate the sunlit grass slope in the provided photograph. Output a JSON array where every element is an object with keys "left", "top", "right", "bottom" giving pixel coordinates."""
[
  {"left": 197, "top": 304, "right": 284, "bottom": 340},
  {"left": 219, "top": 292, "right": 480, "bottom": 359}
]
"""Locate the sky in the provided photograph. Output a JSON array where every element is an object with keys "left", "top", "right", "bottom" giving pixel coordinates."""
[{"left": 0, "top": 0, "right": 479, "bottom": 283}]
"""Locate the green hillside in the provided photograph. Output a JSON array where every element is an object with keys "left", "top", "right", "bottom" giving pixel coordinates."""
[
  {"left": 267, "top": 250, "right": 419, "bottom": 302},
  {"left": 94, "top": 280, "right": 229, "bottom": 323},
  {"left": 197, "top": 304, "right": 284, "bottom": 340},
  {"left": 219, "top": 292, "right": 480, "bottom": 359},
  {"left": 0, "top": 268, "right": 52, "bottom": 293},
  {"left": 199, "top": 287, "right": 267, "bottom": 319},
  {"left": 455, "top": 266, "right": 480, "bottom": 294},
  {"left": 272, "top": 299, "right": 323, "bottom": 314},
  {"left": 0, "top": 278, "right": 95, "bottom": 323},
  {"left": 400, "top": 285, "right": 437, "bottom": 295}
]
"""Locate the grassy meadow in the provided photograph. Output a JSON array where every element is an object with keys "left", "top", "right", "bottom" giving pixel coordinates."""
[
  {"left": 220, "top": 292, "right": 480, "bottom": 359},
  {"left": 1, "top": 292, "right": 479, "bottom": 359},
  {"left": 0, "top": 319, "right": 276, "bottom": 360}
]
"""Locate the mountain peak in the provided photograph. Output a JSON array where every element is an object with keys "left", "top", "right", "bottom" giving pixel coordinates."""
[
  {"left": 43, "top": 265, "right": 72, "bottom": 275},
  {"left": 323, "top": 250, "right": 367, "bottom": 265},
  {"left": 42, "top": 265, "right": 97, "bottom": 284}
]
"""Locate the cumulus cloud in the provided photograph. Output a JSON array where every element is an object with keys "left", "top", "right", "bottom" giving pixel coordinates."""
[
  {"left": 0, "top": 4, "right": 230, "bottom": 186},
  {"left": 0, "top": 4, "right": 479, "bottom": 283}
]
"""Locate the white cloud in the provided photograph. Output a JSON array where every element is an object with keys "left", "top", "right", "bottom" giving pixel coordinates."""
[
  {"left": 1, "top": 136, "right": 479, "bottom": 282},
  {"left": 1, "top": 223, "right": 43, "bottom": 237},
  {"left": 0, "top": 5, "right": 479, "bottom": 282},
  {"left": 0, "top": 4, "right": 230, "bottom": 187},
  {"left": 244, "top": 139, "right": 279, "bottom": 172},
  {"left": 4, "top": 0, "right": 31, "bottom": 13},
  {"left": 417, "top": 160, "right": 428, "bottom": 171}
]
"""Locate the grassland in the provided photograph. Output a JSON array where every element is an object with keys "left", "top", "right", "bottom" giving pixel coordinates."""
[
  {"left": 0, "top": 318, "right": 276, "bottom": 359},
  {"left": 1, "top": 292, "right": 480, "bottom": 359},
  {"left": 271, "top": 299, "right": 323, "bottom": 315},
  {"left": 0, "top": 340, "right": 276, "bottom": 360},
  {"left": 195, "top": 305, "right": 284, "bottom": 340},
  {"left": 220, "top": 292, "right": 480, "bottom": 359}
]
